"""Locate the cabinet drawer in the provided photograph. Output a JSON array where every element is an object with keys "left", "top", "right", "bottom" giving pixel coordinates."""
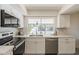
[{"left": 59, "top": 38, "right": 75, "bottom": 45}]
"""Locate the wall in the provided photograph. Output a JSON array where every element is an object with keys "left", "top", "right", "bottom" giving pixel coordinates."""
[
  {"left": 56, "top": 13, "right": 79, "bottom": 48},
  {"left": 68, "top": 13, "right": 79, "bottom": 48},
  {"left": 0, "top": 27, "right": 17, "bottom": 35},
  {"left": 27, "top": 10, "right": 58, "bottom": 16},
  {"left": 10, "top": 4, "right": 27, "bottom": 28}
]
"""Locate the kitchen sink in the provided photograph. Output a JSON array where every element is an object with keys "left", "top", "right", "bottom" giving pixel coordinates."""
[{"left": 29, "top": 35, "right": 43, "bottom": 37}]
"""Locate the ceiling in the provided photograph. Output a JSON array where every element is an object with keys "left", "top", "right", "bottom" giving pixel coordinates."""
[
  {"left": 61, "top": 4, "right": 79, "bottom": 14},
  {"left": 25, "top": 4, "right": 66, "bottom": 11}
]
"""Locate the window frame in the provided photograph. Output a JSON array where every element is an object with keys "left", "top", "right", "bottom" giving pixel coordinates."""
[{"left": 27, "top": 16, "right": 56, "bottom": 36}]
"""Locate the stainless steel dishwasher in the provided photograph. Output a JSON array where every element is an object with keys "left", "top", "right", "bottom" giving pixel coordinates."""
[{"left": 45, "top": 38, "right": 58, "bottom": 55}]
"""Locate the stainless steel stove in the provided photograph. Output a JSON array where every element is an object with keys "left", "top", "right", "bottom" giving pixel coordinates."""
[
  {"left": 0, "top": 31, "right": 14, "bottom": 45},
  {"left": 0, "top": 31, "right": 25, "bottom": 55},
  {"left": 0, "top": 32, "right": 13, "bottom": 38}
]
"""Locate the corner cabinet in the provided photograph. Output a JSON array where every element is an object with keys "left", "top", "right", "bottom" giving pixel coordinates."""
[
  {"left": 58, "top": 37, "right": 75, "bottom": 54},
  {"left": 57, "top": 15, "right": 70, "bottom": 28}
]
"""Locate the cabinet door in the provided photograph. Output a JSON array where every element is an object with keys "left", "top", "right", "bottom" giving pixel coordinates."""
[
  {"left": 57, "top": 15, "right": 70, "bottom": 28},
  {"left": 45, "top": 38, "right": 58, "bottom": 54},
  {"left": 3, "top": 48, "right": 13, "bottom": 55},
  {"left": 36, "top": 38, "right": 45, "bottom": 54},
  {"left": 25, "top": 39, "right": 37, "bottom": 54},
  {"left": 25, "top": 38, "right": 45, "bottom": 55},
  {"left": 58, "top": 38, "right": 75, "bottom": 54}
]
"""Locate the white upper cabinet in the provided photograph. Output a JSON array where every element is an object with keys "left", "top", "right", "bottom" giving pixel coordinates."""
[{"left": 57, "top": 15, "right": 70, "bottom": 28}]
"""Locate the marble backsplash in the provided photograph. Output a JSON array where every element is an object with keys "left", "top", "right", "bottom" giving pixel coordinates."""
[{"left": 56, "top": 28, "right": 71, "bottom": 35}]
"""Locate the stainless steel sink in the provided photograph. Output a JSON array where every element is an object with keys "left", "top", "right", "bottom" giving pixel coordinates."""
[{"left": 29, "top": 35, "right": 43, "bottom": 37}]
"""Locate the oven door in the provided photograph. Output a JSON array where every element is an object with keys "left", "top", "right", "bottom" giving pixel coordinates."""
[
  {"left": 13, "top": 40, "right": 25, "bottom": 55},
  {"left": 0, "top": 36, "right": 13, "bottom": 45}
]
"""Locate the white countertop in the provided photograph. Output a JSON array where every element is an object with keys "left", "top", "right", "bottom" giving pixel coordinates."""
[
  {"left": 13, "top": 35, "right": 73, "bottom": 38},
  {"left": 13, "top": 35, "right": 27, "bottom": 38},
  {"left": 0, "top": 46, "right": 14, "bottom": 55}
]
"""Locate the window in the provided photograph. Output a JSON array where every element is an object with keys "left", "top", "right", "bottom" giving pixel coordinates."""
[{"left": 27, "top": 16, "right": 56, "bottom": 36}]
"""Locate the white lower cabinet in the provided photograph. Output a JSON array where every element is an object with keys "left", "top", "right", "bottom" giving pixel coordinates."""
[
  {"left": 6, "top": 49, "right": 13, "bottom": 55},
  {"left": 0, "top": 46, "right": 14, "bottom": 55},
  {"left": 25, "top": 37, "right": 75, "bottom": 55},
  {"left": 58, "top": 37, "right": 75, "bottom": 54},
  {"left": 25, "top": 38, "right": 45, "bottom": 55}
]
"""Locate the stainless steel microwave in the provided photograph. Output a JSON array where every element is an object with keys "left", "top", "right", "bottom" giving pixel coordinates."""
[{"left": 0, "top": 10, "right": 19, "bottom": 27}]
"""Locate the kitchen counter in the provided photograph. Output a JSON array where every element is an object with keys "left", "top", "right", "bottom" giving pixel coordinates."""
[
  {"left": 13, "top": 35, "right": 27, "bottom": 38},
  {"left": 13, "top": 35, "right": 73, "bottom": 38},
  {"left": 0, "top": 46, "right": 14, "bottom": 55}
]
